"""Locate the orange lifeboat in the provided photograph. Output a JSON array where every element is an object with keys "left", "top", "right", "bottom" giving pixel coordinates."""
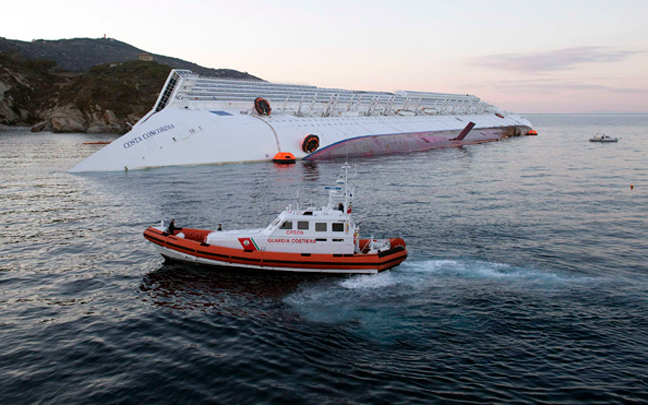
[
  {"left": 273, "top": 152, "right": 296, "bottom": 164},
  {"left": 526, "top": 130, "right": 538, "bottom": 136}
]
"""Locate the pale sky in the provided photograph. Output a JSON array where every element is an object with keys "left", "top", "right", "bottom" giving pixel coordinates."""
[{"left": 4, "top": 0, "right": 648, "bottom": 113}]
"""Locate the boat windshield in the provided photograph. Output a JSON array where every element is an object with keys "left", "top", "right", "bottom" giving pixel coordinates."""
[{"left": 269, "top": 217, "right": 281, "bottom": 228}]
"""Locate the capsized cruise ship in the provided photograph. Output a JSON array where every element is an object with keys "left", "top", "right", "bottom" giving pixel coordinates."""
[{"left": 70, "top": 69, "right": 533, "bottom": 172}]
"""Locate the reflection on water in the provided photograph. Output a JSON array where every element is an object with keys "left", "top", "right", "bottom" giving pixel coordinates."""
[
  {"left": 140, "top": 260, "right": 335, "bottom": 315},
  {"left": 300, "top": 161, "right": 321, "bottom": 183}
]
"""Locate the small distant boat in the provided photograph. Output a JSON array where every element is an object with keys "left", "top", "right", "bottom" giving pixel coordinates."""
[{"left": 589, "top": 134, "right": 618, "bottom": 143}]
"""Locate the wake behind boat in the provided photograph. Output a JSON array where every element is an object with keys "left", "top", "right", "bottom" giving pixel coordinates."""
[
  {"left": 143, "top": 165, "right": 407, "bottom": 274},
  {"left": 71, "top": 69, "right": 534, "bottom": 172}
]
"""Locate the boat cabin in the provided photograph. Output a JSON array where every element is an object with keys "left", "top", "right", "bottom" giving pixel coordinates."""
[
  {"left": 259, "top": 204, "right": 357, "bottom": 254},
  {"left": 205, "top": 175, "right": 360, "bottom": 254}
]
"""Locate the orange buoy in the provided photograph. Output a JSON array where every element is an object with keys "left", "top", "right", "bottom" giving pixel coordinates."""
[
  {"left": 526, "top": 130, "right": 538, "bottom": 136},
  {"left": 301, "top": 134, "right": 320, "bottom": 153},
  {"left": 273, "top": 152, "right": 296, "bottom": 164},
  {"left": 254, "top": 97, "right": 271, "bottom": 115},
  {"left": 630, "top": 184, "right": 634, "bottom": 190}
]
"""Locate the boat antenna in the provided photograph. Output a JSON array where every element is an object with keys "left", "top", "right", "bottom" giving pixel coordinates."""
[
  {"left": 349, "top": 159, "right": 359, "bottom": 179},
  {"left": 296, "top": 189, "right": 300, "bottom": 210},
  {"left": 341, "top": 161, "right": 351, "bottom": 181},
  {"left": 342, "top": 162, "right": 351, "bottom": 213}
]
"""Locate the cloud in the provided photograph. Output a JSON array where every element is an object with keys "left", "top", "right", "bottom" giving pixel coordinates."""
[
  {"left": 473, "top": 78, "right": 648, "bottom": 94},
  {"left": 472, "top": 47, "right": 641, "bottom": 73},
  {"left": 611, "top": 88, "right": 648, "bottom": 94},
  {"left": 498, "top": 80, "right": 609, "bottom": 92}
]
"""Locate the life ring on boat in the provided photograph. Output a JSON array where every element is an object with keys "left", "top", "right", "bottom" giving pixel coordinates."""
[
  {"left": 254, "top": 97, "right": 271, "bottom": 115},
  {"left": 302, "top": 134, "right": 320, "bottom": 153}
]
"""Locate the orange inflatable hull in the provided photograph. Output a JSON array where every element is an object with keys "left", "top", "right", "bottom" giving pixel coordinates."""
[{"left": 144, "top": 227, "right": 407, "bottom": 274}]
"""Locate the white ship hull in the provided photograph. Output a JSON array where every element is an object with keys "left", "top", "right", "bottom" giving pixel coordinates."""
[{"left": 70, "top": 70, "right": 533, "bottom": 172}]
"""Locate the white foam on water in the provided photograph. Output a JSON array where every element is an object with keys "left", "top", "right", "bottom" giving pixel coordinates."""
[
  {"left": 338, "top": 260, "right": 466, "bottom": 291},
  {"left": 397, "top": 259, "right": 596, "bottom": 285},
  {"left": 404, "top": 259, "right": 460, "bottom": 272},
  {"left": 284, "top": 259, "right": 609, "bottom": 329},
  {"left": 339, "top": 272, "right": 399, "bottom": 290}
]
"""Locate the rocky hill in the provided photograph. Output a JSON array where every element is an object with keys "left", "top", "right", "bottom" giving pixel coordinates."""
[
  {"left": 0, "top": 37, "right": 259, "bottom": 79},
  {"left": 0, "top": 52, "right": 54, "bottom": 125},
  {"left": 0, "top": 37, "right": 261, "bottom": 133}
]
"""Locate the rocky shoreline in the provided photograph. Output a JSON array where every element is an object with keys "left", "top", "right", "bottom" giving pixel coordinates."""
[
  {"left": 30, "top": 106, "right": 132, "bottom": 133},
  {"left": 0, "top": 56, "right": 164, "bottom": 133}
]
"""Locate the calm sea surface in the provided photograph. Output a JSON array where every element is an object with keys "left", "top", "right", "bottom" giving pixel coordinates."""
[{"left": 1, "top": 114, "right": 647, "bottom": 404}]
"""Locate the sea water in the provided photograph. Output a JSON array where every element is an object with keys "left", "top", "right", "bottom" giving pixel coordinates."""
[{"left": 1, "top": 114, "right": 647, "bottom": 403}]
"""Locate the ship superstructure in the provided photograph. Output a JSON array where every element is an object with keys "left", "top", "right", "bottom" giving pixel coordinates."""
[{"left": 71, "top": 70, "right": 533, "bottom": 172}]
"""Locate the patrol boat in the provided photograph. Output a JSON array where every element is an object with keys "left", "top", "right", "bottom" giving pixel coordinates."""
[{"left": 143, "top": 165, "right": 407, "bottom": 274}]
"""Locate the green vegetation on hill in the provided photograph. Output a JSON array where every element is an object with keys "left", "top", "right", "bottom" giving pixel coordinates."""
[
  {"left": 0, "top": 51, "right": 58, "bottom": 124},
  {"left": 63, "top": 61, "right": 172, "bottom": 118},
  {"left": 0, "top": 37, "right": 260, "bottom": 80},
  {"left": 0, "top": 36, "right": 262, "bottom": 132},
  {"left": 1, "top": 53, "right": 176, "bottom": 131}
]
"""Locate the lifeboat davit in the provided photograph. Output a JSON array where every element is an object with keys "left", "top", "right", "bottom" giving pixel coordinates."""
[{"left": 143, "top": 164, "right": 407, "bottom": 274}]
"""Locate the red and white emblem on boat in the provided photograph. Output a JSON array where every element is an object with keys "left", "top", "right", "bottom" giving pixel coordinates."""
[{"left": 238, "top": 237, "right": 258, "bottom": 251}]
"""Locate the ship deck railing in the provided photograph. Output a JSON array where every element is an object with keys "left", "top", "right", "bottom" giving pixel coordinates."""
[
  {"left": 156, "top": 70, "right": 493, "bottom": 117},
  {"left": 176, "top": 93, "right": 488, "bottom": 116}
]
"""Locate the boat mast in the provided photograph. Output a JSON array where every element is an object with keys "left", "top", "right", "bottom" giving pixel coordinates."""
[{"left": 342, "top": 163, "right": 350, "bottom": 213}]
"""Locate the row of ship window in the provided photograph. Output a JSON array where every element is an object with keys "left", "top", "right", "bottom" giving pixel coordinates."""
[
  {"left": 280, "top": 221, "right": 345, "bottom": 232},
  {"left": 270, "top": 118, "right": 468, "bottom": 129},
  {"left": 273, "top": 117, "right": 433, "bottom": 124}
]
